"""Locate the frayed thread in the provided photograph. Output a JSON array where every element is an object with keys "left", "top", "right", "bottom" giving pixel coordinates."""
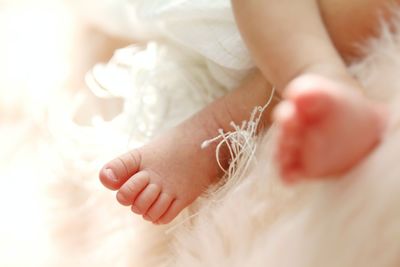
[
  {"left": 202, "top": 86, "right": 276, "bottom": 195},
  {"left": 166, "top": 87, "right": 276, "bottom": 235}
]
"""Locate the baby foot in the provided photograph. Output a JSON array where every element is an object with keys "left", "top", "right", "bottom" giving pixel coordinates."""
[
  {"left": 99, "top": 114, "right": 224, "bottom": 224},
  {"left": 274, "top": 74, "right": 387, "bottom": 182},
  {"left": 99, "top": 71, "right": 275, "bottom": 224},
  {"left": 99, "top": 116, "right": 213, "bottom": 225}
]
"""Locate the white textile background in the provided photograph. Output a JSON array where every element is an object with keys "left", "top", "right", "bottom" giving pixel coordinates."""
[{"left": 2, "top": 1, "right": 400, "bottom": 267}]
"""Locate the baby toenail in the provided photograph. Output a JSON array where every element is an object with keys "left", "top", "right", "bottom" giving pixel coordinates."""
[
  {"left": 143, "top": 215, "right": 152, "bottom": 221},
  {"left": 116, "top": 191, "right": 127, "bottom": 203},
  {"left": 131, "top": 205, "right": 140, "bottom": 214},
  {"left": 105, "top": 168, "right": 118, "bottom": 182}
]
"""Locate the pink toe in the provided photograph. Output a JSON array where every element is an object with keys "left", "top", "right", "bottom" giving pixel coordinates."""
[
  {"left": 293, "top": 91, "right": 333, "bottom": 124},
  {"left": 99, "top": 149, "right": 142, "bottom": 190},
  {"left": 144, "top": 193, "right": 174, "bottom": 222},
  {"left": 283, "top": 74, "right": 337, "bottom": 124},
  {"left": 277, "top": 140, "right": 303, "bottom": 183},
  {"left": 116, "top": 171, "right": 150, "bottom": 206},
  {"left": 156, "top": 199, "right": 184, "bottom": 225},
  {"left": 132, "top": 183, "right": 161, "bottom": 215},
  {"left": 274, "top": 102, "right": 305, "bottom": 184}
]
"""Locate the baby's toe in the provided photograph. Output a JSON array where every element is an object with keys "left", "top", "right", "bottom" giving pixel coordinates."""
[
  {"left": 132, "top": 183, "right": 161, "bottom": 215},
  {"left": 274, "top": 102, "right": 305, "bottom": 182},
  {"left": 143, "top": 193, "right": 174, "bottom": 223},
  {"left": 99, "top": 149, "right": 141, "bottom": 190},
  {"left": 116, "top": 171, "right": 150, "bottom": 206},
  {"left": 156, "top": 199, "right": 184, "bottom": 225},
  {"left": 284, "top": 74, "right": 335, "bottom": 124},
  {"left": 292, "top": 90, "right": 333, "bottom": 124}
]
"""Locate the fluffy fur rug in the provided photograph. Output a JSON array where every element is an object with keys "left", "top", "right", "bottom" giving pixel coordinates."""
[{"left": 3, "top": 4, "right": 400, "bottom": 267}]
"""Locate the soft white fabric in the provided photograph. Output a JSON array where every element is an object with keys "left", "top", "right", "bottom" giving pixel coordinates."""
[
  {"left": 75, "top": 0, "right": 253, "bottom": 69},
  {"left": 83, "top": 0, "right": 253, "bottom": 146}
]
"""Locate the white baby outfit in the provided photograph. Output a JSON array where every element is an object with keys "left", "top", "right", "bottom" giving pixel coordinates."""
[{"left": 77, "top": 0, "right": 257, "bottom": 146}]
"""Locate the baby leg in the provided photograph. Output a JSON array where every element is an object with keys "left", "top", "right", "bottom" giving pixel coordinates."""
[
  {"left": 232, "top": 0, "right": 388, "bottom": 181},
  {"left": 100, "top": 72, "right": 276, "bottom": 224}
]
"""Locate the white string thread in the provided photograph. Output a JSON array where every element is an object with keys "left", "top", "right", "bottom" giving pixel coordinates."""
[
  {"left": 166, "top": 86, "right": 276, "bottom": 234},
  {"left": 201, "top": 86, "right": 276, "bottom": 187}
]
